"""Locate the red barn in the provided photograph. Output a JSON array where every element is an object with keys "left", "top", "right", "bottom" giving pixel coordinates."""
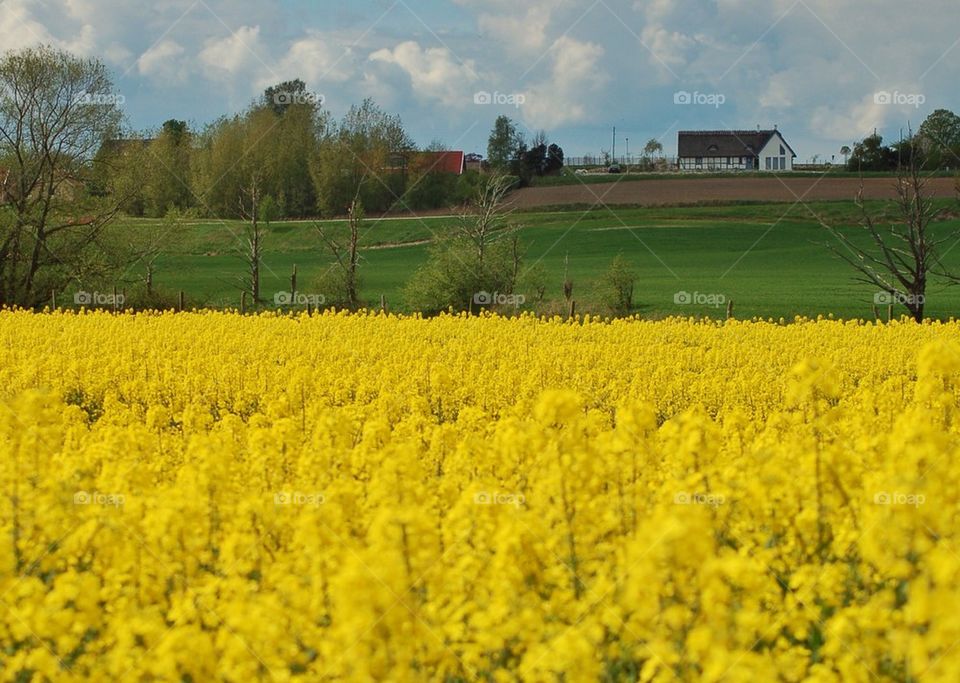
[{"left": 414, "top": 151, "right": 465, "bottom": 175}]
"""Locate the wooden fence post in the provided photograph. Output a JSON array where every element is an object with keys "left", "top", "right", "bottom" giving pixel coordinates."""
[
  {"left": 568, "top": 299, "right": 576, "bottom": 320},
  {"left": 726, "top": 299, "right": 734, "bottom": 320},
  {"left": 291, "top": 264, "right": 297, "bottom": 304},
  {"left": 241, "top": 291, "right": 247, "bottom": 314},
  {"left": 178, "top": 291, "right": 185, "bottom": 312},
  {"left": 112, "top": 285, "right": 118, "bottom": 313},
  {"left": 380, "top": 294, "right": 386, "bottom": 313},
  {"left": 51, "top": 291, "right": 56, "bottom": 310},
  {"left": 887, "top": 304, "right": 893, "bottom": 322}
]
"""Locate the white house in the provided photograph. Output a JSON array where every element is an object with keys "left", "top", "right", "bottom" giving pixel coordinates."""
[{"left": 677, "top": 129, "right": 797, "bottom": 171}]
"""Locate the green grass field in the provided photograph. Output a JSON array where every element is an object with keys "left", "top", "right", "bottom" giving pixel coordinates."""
[
  {"left": 528, "top": 169, "right": 955, "bottom": 187},
  {"left": 93, "top": 199, "right": 960, "bottom": 320}
]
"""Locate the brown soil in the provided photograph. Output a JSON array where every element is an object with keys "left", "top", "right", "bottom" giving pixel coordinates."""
[{"left": 505, "top": 177, "right": 958, "bottom": 210}]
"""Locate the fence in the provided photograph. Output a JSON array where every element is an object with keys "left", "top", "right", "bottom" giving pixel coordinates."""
[{"left": 565, "top": 156, "right": 679, "bottom": 169}]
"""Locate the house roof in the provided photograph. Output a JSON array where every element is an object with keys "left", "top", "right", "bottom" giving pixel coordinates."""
[
  {"left": 417, "top": 150, "right": 465, "bottom": 175},
  {"left": 678, "top": 130, "right": 796, "bottom": 158}
]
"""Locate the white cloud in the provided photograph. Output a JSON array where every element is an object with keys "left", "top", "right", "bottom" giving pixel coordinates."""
[
  {"left": 276, "top": 33, "right": 356, "bottom": 85},
  {"left": 522, "top": 37, "right": 608, "bottom": 129},
  {"left": 0, "top": 0, "right": 956, "bottom": 156},
  {"left": 137, "top": 40, "right": 188, "bottom": 83},
  {"left": 809, "top": 97, "right": 888, "bottom": 144},
  {"left": 455, "top": 0, "right": 574, "bottom": 53},
  {"left": 369, "top": 41, "right": 478, "bottom": 107},
  {"left": 198, "top": 25, "right": 268, "bottom": 77},
  {"left": 0, "top": 0, "right": 58, "bottom": 51}
]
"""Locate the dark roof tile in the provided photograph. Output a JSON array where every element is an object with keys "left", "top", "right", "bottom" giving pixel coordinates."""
[{"left": 678, "top": 130, "right": 793, "bottom": 158}]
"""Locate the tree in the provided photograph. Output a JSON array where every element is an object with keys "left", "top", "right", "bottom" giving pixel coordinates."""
[
  {"left": 643, "top": 139, "right": 664, "bottom": 157},
  {"left": 315, "top": 192, "right": 364, "bottom": 310},
  {"left": 192, "top": 84, "right": 324, "bottom": 219},
  {"left": 848, "top": 132, "right": 897, "bottom": 171},
  {"left": 312, "top": 98, "right": 413, "bottom": 216},
  {"left": 518, "top": 139, "right": 564, "bottom": 180},
  {"left": 263, "top": 79, "right": 310, "bottom": 116},
  {"left": 840, "top": 145, "right": 851, "bottom": 166},
  {"left": 596, "top": 255, "right": 637, "bottom": 315},
  {"left": 487, "top": 116, "right": 523, "bottom": 171},
  {"left": 0, "top": 45, "right": 126, "bottom": 307},
  {"left": 818, "top": 152, "right": 958, "bottom": 322},
  {"left": 404, "top": 174, "right": 524, "bottom": 314},
  {"left": 237, "top": 170, "right": 266, "bottom": 303},
  {"left": 142, "top": 120, "right": 193, "bottom": 217},
  {"left": 917, "top": 109, "right": 960, "bottom": 168}
]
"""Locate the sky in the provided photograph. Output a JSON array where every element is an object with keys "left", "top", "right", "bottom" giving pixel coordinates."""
[{"left": 3, "top": 0, "right": 959, "bottom": 162}]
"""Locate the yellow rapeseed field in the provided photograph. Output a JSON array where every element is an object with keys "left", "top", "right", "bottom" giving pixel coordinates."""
[{"left": 0, "top": 310, "right": 959, "bottom": 682}]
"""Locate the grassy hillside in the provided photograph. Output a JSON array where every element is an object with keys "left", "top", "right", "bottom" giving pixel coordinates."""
[{"left": 89, "top": 200, "right": 960, "bottom": 320}]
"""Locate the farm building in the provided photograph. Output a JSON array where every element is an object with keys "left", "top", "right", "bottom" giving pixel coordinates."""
[
  {"left": 677, "top": 129, "right": 796, "bottom": 171},
  {"left": 417, "top": 150, "right": 465, "bottom": 175},
  {"left": 464, "top": 153, "right": 484, "bottom": 173},
  {"left": 385, "top": 150, "right": 466, "bottom": 176}
]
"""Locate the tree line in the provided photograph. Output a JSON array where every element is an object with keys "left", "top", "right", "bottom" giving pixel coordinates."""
[
  {"left": 0, "top": 46, "right": 589, "bottom": 313},
  {"left": 97, "top": 81, "right": 495, "bottom": 221},
  {"left": 845, "top": 109, "right": 960, "bottom": 171}
]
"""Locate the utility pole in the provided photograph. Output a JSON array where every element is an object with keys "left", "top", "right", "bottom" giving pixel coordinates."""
[
  {"left": 612, "top": 126, "right": 616, "bottom": 164},
  {"left": 626, "top": 137, "right": 630, "bottom": 165}
]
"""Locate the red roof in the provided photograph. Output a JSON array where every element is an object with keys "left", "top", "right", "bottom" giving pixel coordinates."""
[{"left": 417, "top": 151, "right": 465, "bottom": 175}]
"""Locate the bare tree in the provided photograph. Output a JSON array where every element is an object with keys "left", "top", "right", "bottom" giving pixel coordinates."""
[
  {"left": 818, "top": 154, "right": 957, "bottom": 322},
  {"left": 456, "top": 172, "right": 516, "bottom": 269},
  {"left": 403, "top": 173, "right": 525, "bottom": 313},
  {"left": 315, "top": 185, "right": 364, "bottom": 310},
  {"left": 0, "top": 46, "right": 126, "bottom": 306},
  {"left": 237, "top": 171, "right": 266, "bottom": 303}
]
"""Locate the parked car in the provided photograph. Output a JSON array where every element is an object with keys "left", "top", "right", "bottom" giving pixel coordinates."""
[{"left": 608, "top": 165, "right": 622, "bottom": 174}]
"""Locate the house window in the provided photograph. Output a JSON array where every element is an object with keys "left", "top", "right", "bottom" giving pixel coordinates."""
[
  {"left": 765, "top": 157, "right": 772, "bottom": 170},
  {"left": 780, "top": 145, "right": 786, "bottom": 155},
  {"left": 779, "top": 156, "right": 786, "bottom": 169},
  {"left": 696, "top": 157, "right": 703, "bottom": 166}
]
